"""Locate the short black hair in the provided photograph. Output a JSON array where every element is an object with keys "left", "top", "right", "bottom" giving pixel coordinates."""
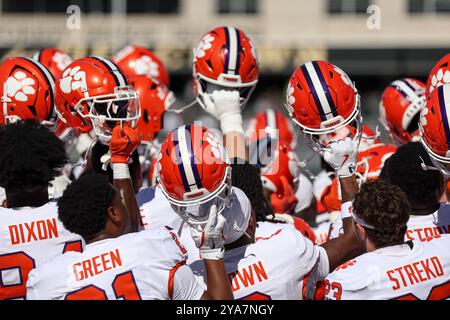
[
  {"left": 0, "top": 120, "right": 67, "bottom": 192},
  {"left": 379, "top": 142, "right": 444, "bottom": 208},
  {"left": 354, "top": 179, "right": 410, "bottom": 248},
  {"left": 89, "top": 141, "right": 140, "bottom": 187},
  {"left": 231, "top": 160, "right": 272, "bottom": 221},
  {"left": 58, "top": 173, "right": 115, "bottom": 240}
]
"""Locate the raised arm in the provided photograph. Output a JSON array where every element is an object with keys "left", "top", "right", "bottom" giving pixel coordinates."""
[
  {"left": 109, "top": 124, "right": 141, "bottom": 233},
  {"left": 319, "top": 138, "right": 364, "bottom": 271}
]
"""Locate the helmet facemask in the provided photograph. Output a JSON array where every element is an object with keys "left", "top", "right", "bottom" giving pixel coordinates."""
[
  {"left": 164, "top": 167, "right": 234, "bottom": 226},
  {"left": 77, "top": 86, "right": 141, "bottom": 143},
  {"left": 193, "top": 64, "right": 257, "bottom": 111}
]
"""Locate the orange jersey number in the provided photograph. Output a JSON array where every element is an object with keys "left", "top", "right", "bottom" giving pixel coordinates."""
[{"left": 65, "top": 271, "right": 141, "bottom": 300}]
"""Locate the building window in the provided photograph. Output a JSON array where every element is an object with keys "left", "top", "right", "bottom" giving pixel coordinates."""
[
  {"left": 127, "top": 0, "right": 179, "bottom": 14},
  {"left": 409, "top": 0, "right": 450, "bottom": 13},
  {"left": 328, "top": 0, "right": 371, "bottom": 14},
  {"left": 217, "top": 0, "right": 258, "bottom": 14},
  {"left": 2, "top": 0, "right": 111, "bottom": 13}
]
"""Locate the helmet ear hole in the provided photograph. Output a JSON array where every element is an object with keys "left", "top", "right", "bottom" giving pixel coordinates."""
[{"left": 143, "top": 109, "right": 149, "bottom": 123}]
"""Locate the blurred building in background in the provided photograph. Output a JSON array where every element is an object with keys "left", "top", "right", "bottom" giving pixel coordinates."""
[{"left": 0, "top": 0, "right": 449, "bottom": 170}]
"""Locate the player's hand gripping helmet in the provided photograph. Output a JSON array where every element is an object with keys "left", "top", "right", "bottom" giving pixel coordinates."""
[
  {"left": 379, "top": 78, "right": 425, "bottom": 146},
  {"left": 32, "top": 48, "right": 73, "bottom": 79},
  {"left": 419, "top": 83, "right": 450, "bottom": 177},
  {"left": 285, "top": 61, "right": 361, "bottom": 154},
  {"left": 246, "top": 109, "right": 297, "bottom": 149},
  {"left": 112, "top": 45, "right": 170, "bottom": 87},
  {"left": 0, "top": 56, "right": 58, "bottom": 129},
  {"left": 54, "top": 56, "right": 140, "bottom": 142},
  {"left": 426, "top": 53, "right": 450, "bottom": 97},
  {"left": 318, "top": 124, "right": 380, "bottom": 153},
  {"left": 158, "top": 124, "right": 233, "bottom": 225},
  {"left": 193, "top": 26, "right": 259, "bottom": 110}
]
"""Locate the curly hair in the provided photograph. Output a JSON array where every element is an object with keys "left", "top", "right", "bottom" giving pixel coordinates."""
[
  {"left": 379, "top": 142, "right": 444, "bottom": 208},
  {"left": 58, "top": 173, "right": 115, "bottom": 240},
  {"left": 230, "top": 160, "right": 272, "bottom": 221},
  {"left": 0, "top": 120, "right": 67, "bottom": 192},
  {"left": 354, "top": 179, "right": 410, "bottom": 248}
]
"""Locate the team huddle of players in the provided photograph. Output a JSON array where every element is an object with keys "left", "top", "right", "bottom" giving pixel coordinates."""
[{"left": 1, "top": 26, "right": 450, "bottom": 300}]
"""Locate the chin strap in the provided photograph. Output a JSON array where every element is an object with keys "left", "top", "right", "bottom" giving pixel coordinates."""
[
  {"left": 166, "top": 100, "right": 198, "bottom": 115},
  {"left": 419, "top": 156, "right": 440, "bottom": 172}
]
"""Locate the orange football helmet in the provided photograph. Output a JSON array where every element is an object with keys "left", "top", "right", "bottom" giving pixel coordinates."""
[
  {"left": 419, "top": 84, "right": 450, "bottom": 177},
  {"left": 128, "top": 74, "right": 175, "bottom": 143},
  {"left": 285, "top": 61, "right": 361, "bottom": 153},
  {"left": 32, "top": 48, "right": 73, "bottom": 79},
  {"left": 158, "top": 124, "right": 232, "bottom": 224},
  {"left": 380, "top": 78, "right": 425, "bottom": 146},
  {"left": 0, "top": 57, "right": 57, "bottom": 130},
  {"left": 193, "top": 26, "right": 259, "bottom": 110},
  {"left": 247, "top": 109, "right": 297, "bottom": 149},
  {"left": 426, "top": 53, "right": 450, "bottom": 96},
  {"left": 54, "top": 56, "right": 140, "bottom": 141},
  {"left": 112, "top": 45, "right": 170, "bottom": 87}
]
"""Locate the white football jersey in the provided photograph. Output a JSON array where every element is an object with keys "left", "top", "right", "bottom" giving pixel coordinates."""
[
  {"left": 0, "top": 200, "right": 83, "bottom": 300},
  {"left": 26, "top": 228, "right": 204, "bottom": 300},
  {"left": 324, "top": 236, "right": 450, "bottom": 300},
  {"left": 191, "top": 226, "right": 329, "bottom": 300},
  {"left": 140, "top": 187, "right": 252, "bottom": 265},
  {"left": 137, "top": 187, "right": 183, "bottom": 231},
  {"left": 406, "top": 204, "right": 450, "bottom": 242}
]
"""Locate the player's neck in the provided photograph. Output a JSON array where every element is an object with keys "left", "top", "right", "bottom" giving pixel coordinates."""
[
  {"left": 6, "top": 188, "right": 48, "bottom": 209},
  {"left": 85, "top": 233, "right": 116, "bottom": 245},
  {"left": 410, "top": 202, "right": 440, "bottom": 216}
]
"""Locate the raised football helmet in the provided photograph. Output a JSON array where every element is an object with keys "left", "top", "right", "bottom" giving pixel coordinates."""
[
  {"left": 54, "top": 56, "right": 140, "bottom": 142},
  {"left": 192, "top": 26, "right": 259, "bottom": 110},
  {"left": 32, "top": 48, "right": 73, "bottom": 79},
  {"left": 426, "top": 53, "right": 450, "bottom": 96},
  {"left": 380, "top": 78, "right": 425, "bottom": 146},
  {"left": 246, "top": 109, "right": 297, "bottom": 149},
  {"left": 112, "top": 45, "right": 170, "bottom": 87},
  {"left": 0, "top": 56, "right": 57, "bottom": 129},
  {"left": 157, "top": 124, "right": 232, "bottom": 224},
  {"left": 260, "top": 142, "right": 300, "bottom": 195},
  {"left": 419, "top": 83, "right": 450, "bottom": 177},
  {"left": 285, "top": 60, "right": 361, "bottom": 153}
]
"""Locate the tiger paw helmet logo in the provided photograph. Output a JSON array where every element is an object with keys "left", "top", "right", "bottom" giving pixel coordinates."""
[
  {"left": 5, "top": 71, "right": 36, "bottom": 102},
  {"left": 53, "top": 52, "right": 72, "bottom": 72},
  {"left": 134, "top": 56, "right": 160, "bottom": 78},
  {"left": 195, "top": 34, "right": 215, "bottom": 59},
  {"left": 429, "top": 69, "right": 450, "bottom": 94},
  {"left": 59, "top": 66, "right": 87, "bottom": 94}
]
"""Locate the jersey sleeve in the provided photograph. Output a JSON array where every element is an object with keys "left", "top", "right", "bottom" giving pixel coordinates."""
[
  {"left": 303, "top": 246, "right": 330, "bottom": 300},
  {"left": 172, "top": 264, "right": 205, "bottom": 300}
]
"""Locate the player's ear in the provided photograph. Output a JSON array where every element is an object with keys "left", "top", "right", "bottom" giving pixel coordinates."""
[
  {"left": 107, "top": 205, "right": 121, "bottom": 224},
  {"left": 355, "top": 223, "right": 366, "bottom": 241}
]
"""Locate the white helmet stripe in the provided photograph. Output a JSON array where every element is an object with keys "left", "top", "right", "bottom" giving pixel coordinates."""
[
  {"left": 90, "top": 55, "right": 127, "bottom": 87},
  {"left": 227, "top": 26, "right": 238, "bottom": 75},
  {"left": 177, "top": 126, "right": 199, "bottom": 192},
  {"left": 392, "top": 80, "right": 419, "bottom": 102},
  {"left": 266, "top": 109, "right": 277, "bottom": 130},
  {"left": 304, "top": 62, "right": 334, "bottom": 120}
]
